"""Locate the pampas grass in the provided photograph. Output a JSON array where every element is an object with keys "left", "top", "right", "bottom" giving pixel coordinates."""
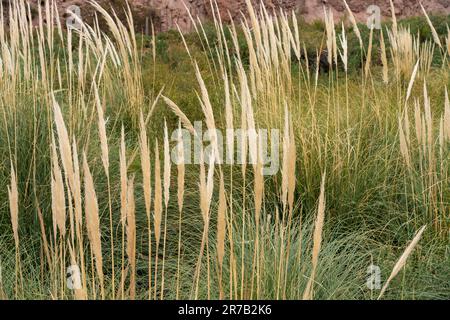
[
  {"left": 153, "top": 139, "right": 162, "bottom": 299},
  {"left": 378, "top": 225, "right": 427, "bottom": 299},
  {"left": 446, "top": 26, "right": 450, "bottom": 56},
  {"left": 217, "top": 172, "right": 227, "bottom": 299},
  {"left": 444, "top": 89, "right": 450, "bottom": 141},
  {"left": 83, "top": 153, "right": 104, "bottom": 299},
  {"left": 139, "top": 112, "right": 152, "bottom": 299},
  {"left": 95, "top": 90, "right": 114, "bottom": 296},
  {"left": 338, "top": 23, "right": 348, "bottom": 73},
  {"left": 8, "top": 162, "right": 19, "bottom": 249},
  {"left": 52, "top": 97, "right": 75, "bottom": 193},
  {"left": 343, "top": 0, "right": 362, "bottom": 48},
  {"left": 175, "top": 120, "right": 185, "bottom": 299},
  {"left": 380, "top": 30, "right": 389, "bottom": 83},
  {"left": 405, "top": 60, "right": 420, "bottom": 104},
  {"left": 126, "top": 176, "right": 136, "bottom": 299},
  {"left": 51, "top": 134, "right": 66, "bottom": 238},
  {"left": 8, "top": 161, "right": 22, "bottom": 298},
  {"left": 163, "top": 95, "right": 196, "bottom": 135},
  {"left": 160, "top": 119, "right": 172, "bottom": 299},
  {"left": 119, "top": 126, "right": 128, "bottom": 298},
  {"left": 303, "top": 173, "right": 326, "bottom": 300},
  {"left": 420, "top": 3, "right": 442, "bottom": 49},
  {"left": 2, "top": 0, "right": 448, "bottom": 301}
]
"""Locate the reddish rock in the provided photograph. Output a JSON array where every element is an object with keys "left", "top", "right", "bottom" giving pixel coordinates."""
[{"left": 10, "top": 0, "right": 450, "bottom": 32}]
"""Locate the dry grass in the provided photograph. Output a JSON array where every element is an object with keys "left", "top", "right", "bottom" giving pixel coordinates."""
[{"left": 1, "top": 0, "right": 447, "bottom": 300}]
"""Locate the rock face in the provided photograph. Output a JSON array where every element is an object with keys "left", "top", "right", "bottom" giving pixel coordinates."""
[{"left": 9, "top": 1, "right": 450, "bottom": 32}]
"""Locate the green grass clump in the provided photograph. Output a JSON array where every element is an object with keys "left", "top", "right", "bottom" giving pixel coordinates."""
[{"left": 0, "top": 0, "right": 448, "bottom": 300}]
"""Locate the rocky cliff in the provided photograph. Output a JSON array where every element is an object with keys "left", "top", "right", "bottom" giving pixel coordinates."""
[{"left": 9, "top": 1, "right": 450, "bottom": 32}]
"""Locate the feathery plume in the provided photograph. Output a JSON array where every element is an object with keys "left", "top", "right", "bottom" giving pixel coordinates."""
[
  {"left": 281, "top": 105, "right": 290, "bottom": 211},
  {"left": 94, "top": 85, "right": 109, "bottom": 174},
  {"left": 380, "top": 29, "right": 389, "bottom": 83},
  {"left": 444, "top": 88, "right": 450, "bottom": 141},
  {"left": 163, "top": 119, "right": 171, "bottom": 208},
  {"left": 72, "top": 137, "right": 82, "bottom": 230},
  {"left": 52, "top": 95, "right": 75, "bottom": 192},
  {"left": 176, "top": 120, "right": 185, "bottom": 211},
  {"left": 154, "top": 140, "right": 162, "bottom": 246},
  {"left": 217, "top": 172, "right": 227, "bottom": 299},
  {"left": 405, "top": 60, "right": 420, "bottom": 104},
  {"left": 83, "top": 153, "right": 104, "bottom": 297},
  {"left": 446, "top": 26, "right": 450, "bottom": 56},
  {"left": 378, "top": 225, "right": 427, "bottom": 299},
  {"left": 338, "top": 23, "right": 348, "bottom": 72},
  {"left": 51, "top": 134, "right": 66, "bottom": 238},
  {"left": 139, "top": 112, "right": 152, "bottom": 219},
  {"left": 162, "top": 95, "right": 196, "bottom": 135},
  {"left": 126, "top": 176, "right": 136, "bottom": 299},
  {"left": 343, "top": 0, "right": 362, "bottom": 47},
  {"left": 303, "top": 173, "right": 326, "bottom": 300},
  {"left": 389, "top": 0, "right": 398, "bottom": 37},
  {"left": 8, "top": 162, "right": 19, "bottom": 248},
  {"left": 420, "top": 3, "right": 442, "bottom": 49},
  {"left": 120, "top": 126, "right": 128, "bottom": 227}
]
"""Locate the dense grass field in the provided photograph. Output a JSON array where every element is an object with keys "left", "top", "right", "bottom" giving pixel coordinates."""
[{"left": 0, "top": 1, "right": 449, "bottom": 300}]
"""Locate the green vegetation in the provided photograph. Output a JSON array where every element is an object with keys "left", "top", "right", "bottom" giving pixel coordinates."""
[{"left": 0, "top": 1, "right": 449, "bottom": 300}]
